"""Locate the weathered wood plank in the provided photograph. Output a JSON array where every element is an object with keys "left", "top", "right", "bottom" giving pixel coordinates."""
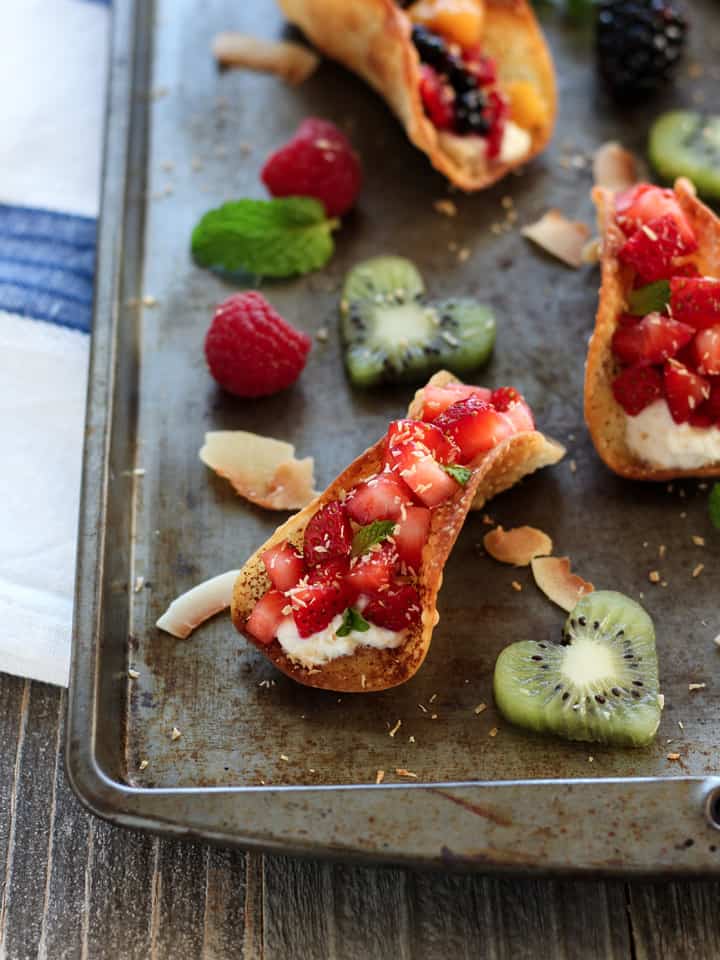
[
  {"left": 0, "top": 675, "right": 28, "bottom": 951},
  {"left": 150, "top": 838, "right": 208, "bottom": 960},
  {"left": 262, "top": 855, "right": 332, "bottom": 959},
  {"left": 200, "top": 846, "right": 252, "bottom": 960},
  {"left": 628, "top": 882, "right": 720, "bottom": 960}
]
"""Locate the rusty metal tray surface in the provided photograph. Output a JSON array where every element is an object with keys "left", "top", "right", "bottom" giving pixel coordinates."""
[{"left": 67, "top": 0, "right": 720, "bottom": 872}]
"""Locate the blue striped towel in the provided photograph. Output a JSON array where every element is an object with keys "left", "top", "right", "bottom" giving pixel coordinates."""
[{"left": 0, "top": 0, "right": 110, "bottom": 685}]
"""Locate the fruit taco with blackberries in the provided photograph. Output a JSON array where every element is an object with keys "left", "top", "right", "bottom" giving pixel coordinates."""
[{"left": 276, "top": 0, "right": 556, "bottom": 190}]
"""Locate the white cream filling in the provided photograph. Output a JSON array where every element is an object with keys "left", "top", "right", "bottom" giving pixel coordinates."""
[
  {"left": 498, "top": 120, "right": 532, "bottom": 164},
  {"left": 437, "top": 121, "right": 531, "bottom": 171},
  {"left": 625, "top": 399, "right": 720, "bottom": 469},
  {"left": 276, "top": 598, "right": 405, "bottom": 668}
]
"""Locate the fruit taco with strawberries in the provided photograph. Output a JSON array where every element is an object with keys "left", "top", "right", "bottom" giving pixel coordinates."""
[
  {"left": 232, "top": 372, "right": 564, "bottom": 692},
  {"left": 585, "top": 178, "right": 720, "bottom": 480},
  {"left": 276, "top": 0, "right": 556, "bottom": 190}
]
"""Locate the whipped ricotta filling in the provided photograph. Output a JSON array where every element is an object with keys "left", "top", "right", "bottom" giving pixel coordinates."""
[
  {"left": 625, "top": 399, "right": 720, "bottom": 469},
  {"left": 276, "top": 599, "right": 405, "bottom": 668},
  {"left": 437, "top": 121, "right": 531, "bottom": 172}
]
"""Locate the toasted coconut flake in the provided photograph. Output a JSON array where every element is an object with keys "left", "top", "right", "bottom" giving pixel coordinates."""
[
  {"left": 156, "top": 570, "right": 240, "bottom": 639},
  {"left": 483, "top": 525, "right": 553, "bottom": 567},
  {"left": 531, "top": 556, "right": 594, "bottom": 611},
  {"left": 212, "top": 33, "right": 319, "bottom": 85},
  {"left": 521, "top": 210, "right": 590, "bottom": 268},
  {"left": 200, "top": 431, "right": 316, "bottom": 510},
  {"left": 581, "top": 237, "right": 601, "bottom": 264},
  {"left": 592, "top": 142, "right": 639, "bottom": 193}
]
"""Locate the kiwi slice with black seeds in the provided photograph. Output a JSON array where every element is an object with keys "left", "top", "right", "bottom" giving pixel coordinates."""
[
  {"left": 493, "top": 591, "right": 662, "bottom": 747},
  {"left": 649, "top": 111, "right": 720, "bottom": 200},
  {"left": 340, "top": 256, "right": 496, "bottom": 388}
]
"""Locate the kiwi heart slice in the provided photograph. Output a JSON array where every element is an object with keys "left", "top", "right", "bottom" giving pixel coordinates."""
[
  {"left": 340, "top": 256, "right": 496, "bottom": 388},
  {"left": 493, "top": 591, "right": 662, "bottom": 747},
  {"left": 649, "top": 111, "right": 720, "bottom": 200}
]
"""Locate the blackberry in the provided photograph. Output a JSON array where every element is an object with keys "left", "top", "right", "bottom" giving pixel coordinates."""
[
  {"left": 595, "top": 0, "right": 688, "bottom": 101},
  {"left": 454, "top": 88, "right": 489, "bottom": 136},
  {"left": 411, "top": 25, "right": 454, "bottom": 74}
]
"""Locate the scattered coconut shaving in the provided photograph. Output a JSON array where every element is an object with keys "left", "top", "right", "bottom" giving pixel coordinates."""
[
  {"left": 199, "top": 431, "right": 316, "bottom": 510},
  {"left": 592, "top": 141, "right": 639, "bottom": 192},
  {"left": 156, "top": 569, "right": 240, "bottom": 639},
  {"left": 483, "top": 525, "right": 552, "bottom": 567},
  {"left": 375, "top": 770, "right": 385, "bottom": 785},
  {"left": 395, "top": 768, "right": 418, "bottom": 779},
  {"left": 531, "top": 556, "right": 594, "bottom": 612},
  {"left": 212, "top": 33, "right": 319, "bottom": 85},
  {"left": 521, "top": 210, "right": 590, "bottom": 268}
]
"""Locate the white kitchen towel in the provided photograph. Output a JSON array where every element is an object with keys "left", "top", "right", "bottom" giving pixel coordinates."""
[{"left": 0, "top": 0, "right": 110, "bottom": 685}]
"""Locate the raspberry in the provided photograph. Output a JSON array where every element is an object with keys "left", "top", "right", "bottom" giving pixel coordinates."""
[
  {"left": 204, "top": 292, "right": 311, "bottom": 397},
  {"left": 261, "top": 118, "right": 362, "bottom": 217},
  {"left": 419, "top": 65, "right": 455, "bottom": 131}
]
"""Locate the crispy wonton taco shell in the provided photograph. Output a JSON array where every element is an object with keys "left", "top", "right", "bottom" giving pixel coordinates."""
[{"left": 277, "top": 0, "right": 556, "bottom": 191}]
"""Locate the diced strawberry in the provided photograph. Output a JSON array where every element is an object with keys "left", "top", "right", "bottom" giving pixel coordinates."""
[
  {"left": 433, "top": 396, "right": 515, "bottom": 461},
  {"left": 345, "top": 472, "right": 413, "bottom": 524},
  {"left": 261, "top": 541, "right": 305, "bottom": 592},
  {"left": 463, "top": 48, "right": 497, "bottom": 86},
  {"left": 612, "top": 365, "right": 663, "bottom": 416},
  {"left": 385, "top": 418, "right": 459, "bottom": 467},
  {"left": 420, "top": 383, "right": 492, "bottom": 421},
  {"left": 346, "top": 542, "right": 399, "bottom": 596},
  {"left": 670, "top": 277, "right": 720, "bottom": 331},
  {"left": 419, "top": 64, "right": 455, "bottom": 131},
  {"left": 663, "top": 359, "right": 711, "bottom": 424},
  {"left": 618, "top": 312, "right": 642, "bottom": 327},
  {"left": 692, "top": 326, "right": 720, "bottom": 376},
  {"left": 611, "top": 313, "right": 694, "bottom": 366},
  {"left": 363, "top": 583, "right": 422, "bottom": 632},
  {"left": 393, "top": 505, "right": 431, "bottom": 571},
  {"left": 308, "top": 557, "right": 349, "bottom": 584},
  {"left": 615, "top": 185, "right": 697, "bottom": 249},
  {"left": 618, "top": 215, "right": 696, "bottom": 283},
  {"left": 691, "top": 379, "right": 720, "bottom": 426},
  {"left": 490, "top": 386, "right": 535, "bottom": 432},
  {"left": 303, "top": 500, "right": 352, "bottom": 567},
  {"left": 389, "top": 442, "right": 459, "bottom": 507},
  {"left": 673, "top": 262, "right": 702, "bottom": 279},
  {"left": 246, "top": 589, "right": 287, "bottom": 645},
  {"left": 289, "top": 578, "right": 349, "bottom": 638},
  {"left": 485, "top": 88, "right": 509, "bottom": 161}
]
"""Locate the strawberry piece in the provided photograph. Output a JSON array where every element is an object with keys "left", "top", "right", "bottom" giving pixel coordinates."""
[
  {"left": 385, "top": 419, "right": 460, "bottom": 467},
  {"left": 611, "top": 313, "right": 694, "bottom": 366},
  {"left": 204, "top": 292, "right": 312, "bottom": 398},
  {"left": 419, "top": 65, "right": 455, "bottom": 130},
  {"left": 346, "top": 543, "right": 399, "bottom": 596},
  {"left": 308, "top": 557, "right": 350, "bottom": 584},
  {"left": 618, "top": 215, "right": 696, "bottom": 283},
  {"left": 433, "top": 396, "right": 515, "bottom": 461},
  {"left": 690, "top": 379, "right": 720, "bottom": 426},
  {"left": 303, "top": 500, "right": 352, "bottom": 567},
  {"left": 673, "top": 262, "right": 702, "bottom": 279},
  {"left": 670, "top": 277, "right": 720, "bottom": 331},
  {"left": 663, "top": 359, "right": 711, "bottom": 424},
  {"left": 612, "top": 365, "right": 663, "bottom": 416},
  {"left": 261, "top": 118, "right": 362, "bottom": 217},
  {"left": 345, "top": 472, "right": 413, "bottom": 524},
  {"left": 485, "top": 88, "right": 509, "bottom": 161},
  {"left": 390, "top": 442, "right": 459, "bottom": 507},
  {"left": 463, "top": 48, "right": 497, "bottom": 86},
  {"left": 490, "top": 387, "right": 535, "bottom": 432},
  {"left": 692, "top": 326, "right": 720, "bottom": 376},
  {"left": 615, "top": 185, "right": 697, "bottom": 249},
  {"left": 618, "top": 312, "right": 642, "bottom": 327},
  {"left": 420, "top": 383, "right": 492, "bottom": 421},
  {"left": 261, "top": 541, "right": 306, "bottom": 592},
  {"left": 289, "top": 577, "right": 349, "bottom": 638},
  {"left": 393, "top": 505, "right": 432, "bottom": 571},
  {"left": 363, "top": 583, "right": 422, "bottom": 632},
  {"left": 246, "top": 589, "right": 288, "bottom": 645}
]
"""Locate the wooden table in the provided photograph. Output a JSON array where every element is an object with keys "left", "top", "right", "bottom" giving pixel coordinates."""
[{"left": 1, "top": 676, "right": 718, "bottom": 958}]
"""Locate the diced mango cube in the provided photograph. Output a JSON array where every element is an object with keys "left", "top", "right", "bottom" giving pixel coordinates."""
[
  {"left": 507, "top": 80, "right": 548, "bottom": 131},
  {"left": 408, "top": 0, "right": 485, "bottom": 49}
]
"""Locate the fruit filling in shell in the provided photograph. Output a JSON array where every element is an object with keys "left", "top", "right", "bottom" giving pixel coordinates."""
[{"left": 244, "top": 382, "right": 534, "bottom": 662}]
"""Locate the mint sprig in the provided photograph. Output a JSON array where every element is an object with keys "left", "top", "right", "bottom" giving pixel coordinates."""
[
  {"left": 352, "top": 520, "right": 396, "bottom": 557},
  {"left": 191, "top": 197, "right": 339, "bottom": 278},
  {"left": 443, "top": 463, "right": 473, "bottom": 486},
  {"left": 336, "top": 607, "right": 371, "bottom": 637},
  {"left": 710, "top": 483, "right": 720, "bottom": 530},
  {"left": 628, "top": 280, "right": 670, "bottom": 316}
]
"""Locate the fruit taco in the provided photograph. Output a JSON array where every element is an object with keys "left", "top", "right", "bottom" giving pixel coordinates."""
[
  {"left": 585, "top": 178, "right": 720, "bottom": 480},
  {"left": 276, "top": 0, "right": 556, "bottom": 190},
  {"left": 232, "top": 373, "right": 564, "bottom": 691}
]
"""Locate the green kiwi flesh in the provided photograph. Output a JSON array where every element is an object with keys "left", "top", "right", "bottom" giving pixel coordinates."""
[
  {"left": 340, "top": 256, "right": 496, "bottom": 388},
  {"left": 493, "top": 591, "right": 662, "bottom": 747},
  {"left": 649, "top": 111, "right": 720, "bottom": 199}
]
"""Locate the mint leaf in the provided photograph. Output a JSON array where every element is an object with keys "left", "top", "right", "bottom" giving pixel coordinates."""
[
  {"left": 352, "top": 520, "right": 396, "bottom": 557},
  {"left": 628, "top": 280, "right": 670, "bottom": 316},
  {"left": 710, "top": 483, "right": 720, "bottom": 530},
  {"left": 443, "top": 463, "right": 473, "bottom": 485},
  {"left": 191, "top": 197, "right": 339, "bottom": 278},
  {"left": 336, "top": 607, "right": 371, "bottom": 637}
]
